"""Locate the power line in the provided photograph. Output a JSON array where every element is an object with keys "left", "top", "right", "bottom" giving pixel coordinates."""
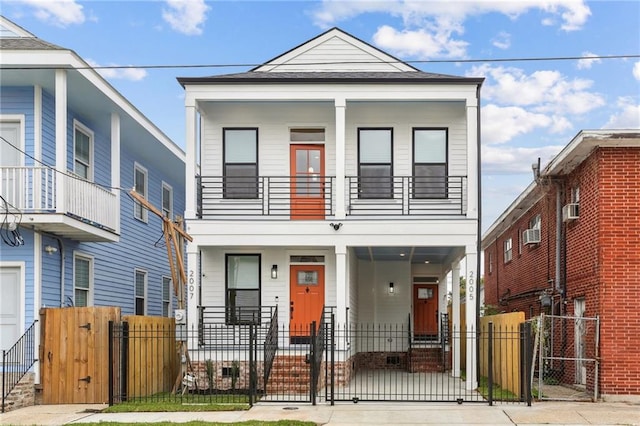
[{"left": 1, "top": 54, "right": 639, "bottom": 71}]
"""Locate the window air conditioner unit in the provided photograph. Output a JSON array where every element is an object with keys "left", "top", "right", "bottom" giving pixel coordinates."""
[
  {"left": 562, "top": 203, "right": 580, "bottom": 221},
  {"left": 523, "top": 228, "right": 541, "bottom": 245}
]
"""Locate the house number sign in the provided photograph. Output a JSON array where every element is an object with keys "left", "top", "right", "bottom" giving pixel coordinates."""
[
  {"left": 189, "top": 269, "right": 196, "bottom": 300},
  {"left": 468, "top": 271, "right": 474, "bottom": 302}
]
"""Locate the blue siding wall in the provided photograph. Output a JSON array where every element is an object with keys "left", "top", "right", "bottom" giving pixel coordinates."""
[
  {"left": 0, "top": 86, "right": 35, "bottom": 165},
  {"left": 41, "top": 90, "right": 56, "bottom": 166}
]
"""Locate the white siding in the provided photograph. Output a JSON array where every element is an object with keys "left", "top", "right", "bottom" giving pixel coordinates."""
[{"left": 356, "top": 259, "right": 411, "bottom": 325}]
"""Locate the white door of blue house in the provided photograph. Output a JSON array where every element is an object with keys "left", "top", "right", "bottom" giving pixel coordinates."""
[
  {"left": 0, "top": 120, "right": 23, "bottom": 207},
  {"left": 0, "top": 266, "right": 21, "bottom": 351}
]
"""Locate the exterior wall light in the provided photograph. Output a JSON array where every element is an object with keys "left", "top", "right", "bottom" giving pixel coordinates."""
[
  {"left": 44, "top": 245, "right": 58, "bottom": 254},
  {"left": 388, "top": 282, "right": 394, "bottom": 294},
  {"left": 271, "top": 265, "right": 278, "bottom": 279}
]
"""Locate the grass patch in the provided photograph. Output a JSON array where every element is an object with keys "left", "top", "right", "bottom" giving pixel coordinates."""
[
  {"left": 74, "top": 422, "right": 315, "bottom": 426},
  {"left": 477, "top": 376, "right": 519, "bottom": 401},
  {"left": 103, "top": 393, "right": 250, "bottom": 413}
]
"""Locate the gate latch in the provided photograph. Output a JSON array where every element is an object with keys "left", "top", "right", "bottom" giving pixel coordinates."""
[
  {"left": 79, "top": 376, "right": 91, "bottom": 384},
  {"left": 79, "top": 323, "right": 91, "bottom": 331}
]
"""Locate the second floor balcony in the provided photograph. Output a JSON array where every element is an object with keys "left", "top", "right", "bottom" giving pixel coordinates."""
[
  {"left": 1, "top": 166, "right": 119, "bottom": 241},
  {"left": 197, "top": 175, "right": 467, "bottom": 220}
]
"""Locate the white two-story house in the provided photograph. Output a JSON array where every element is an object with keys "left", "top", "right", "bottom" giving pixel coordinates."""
[{"left": 178, "top": 28, "right": 483, "bottom": 396}]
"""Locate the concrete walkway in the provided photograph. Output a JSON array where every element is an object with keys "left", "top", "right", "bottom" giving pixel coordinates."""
[{"left": 1, "top": 401, "right": 639, "bottom": 425}]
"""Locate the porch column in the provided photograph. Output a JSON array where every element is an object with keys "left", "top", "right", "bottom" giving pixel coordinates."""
[
  {"left": 186, "top": 243, "right": 199, "bottom": 331},
  {"left": 335, "top": 244, "right": 347, "bottom": 326},
  {"left": 334, "top": 98, "right": 346, "bottom": 219},
  {"left": 465, "top": 249, "right": 478, "bottom": 390},
  {"left": 465, "top": 97, "right": 479, "bottom": 219},
  {"left": 451, "top": 262, "right": 461, "bottom": 378},
  {"left": 110, "top": 113, "right": 121, "bottom": 234},
  {"left": 55, "top": 69, "right": 67, "bottom": 213},
  {"left": 184, "top": 104, "right": 198, "bottom": 220}
]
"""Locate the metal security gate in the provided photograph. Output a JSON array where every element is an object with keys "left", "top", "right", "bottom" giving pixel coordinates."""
[{"left": 532, "top": 314, "right": 600, "bottom": 401}]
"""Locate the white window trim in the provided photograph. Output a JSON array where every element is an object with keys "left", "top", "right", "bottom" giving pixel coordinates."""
[
  {"left": 504, "top": 238, "right": 513, "bottom": 263},
  {"left": 73, "top": 119, "right": 94, "bottom": 181},
  {"left": 162, "top": 181, "right": 173, "bottom": 219},
  {"left": 73, "top": 252, "right": 94, "bottom": 307},
  {"left": 134, "top": 268, "right": 147, "bottom": 315},
  {"left": 133, "top": 162, "right": 148, "bottom": 222},
  {"left": 0, "top": 115, "right": 26, "bottom": 166},
  {"left": 162, "top": 275, "right": 172, "bottom": 317}
]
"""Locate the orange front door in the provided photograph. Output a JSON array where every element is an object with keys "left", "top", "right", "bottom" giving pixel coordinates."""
[
  {"left": 413, "top": 284, "right": 439, "bottom": 340},
  {"left": 289, "top": 264, "right": 325, "bottom": 342},
  {"left": 290, "top": 144, "right": 325, "bottom": 220}
]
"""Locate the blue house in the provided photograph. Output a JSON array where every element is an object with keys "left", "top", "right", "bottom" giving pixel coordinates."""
[{"left": 0, "top": 15, "right": 185, "bottom": 385}]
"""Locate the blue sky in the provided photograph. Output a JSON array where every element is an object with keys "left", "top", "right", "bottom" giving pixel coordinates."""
[{"left": 3, "top": 0, "right": 639, "bottom": 231}]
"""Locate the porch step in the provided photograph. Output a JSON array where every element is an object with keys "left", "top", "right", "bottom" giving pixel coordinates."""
[
  {"left": 409, "top": 348, "right": 444, "bottom": 372},
  {"left": 266, "top": 355, "right": 312, "bottom": 394}
]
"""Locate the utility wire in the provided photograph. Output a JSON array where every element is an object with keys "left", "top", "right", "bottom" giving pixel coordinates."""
[{"left": 1, "top": 54, "right": 639, "bottom": 71}]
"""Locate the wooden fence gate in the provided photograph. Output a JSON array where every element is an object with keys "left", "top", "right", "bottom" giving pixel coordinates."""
[{"left": 40, "top": 307, "right": 120, "bottom": 404}]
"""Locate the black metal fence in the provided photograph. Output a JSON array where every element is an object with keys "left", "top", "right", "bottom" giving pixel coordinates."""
[
  {"left": 1, "top": 320, "right": 37, "bottom": 413},
  {"left": 107, "top": 316, "right": 532, "bottom": 407}
]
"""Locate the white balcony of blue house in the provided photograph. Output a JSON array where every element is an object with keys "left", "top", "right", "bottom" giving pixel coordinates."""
[
  {"left": 196, "top": 175, "right": 467, "bottom": 219},
  {"left": 1, "top": 166, "right": 119, "bottom": 242}
]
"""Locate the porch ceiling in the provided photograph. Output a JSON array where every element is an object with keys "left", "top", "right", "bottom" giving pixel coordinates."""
[{"left": 353, "top": 246, "right": 456, "bottom": 264}]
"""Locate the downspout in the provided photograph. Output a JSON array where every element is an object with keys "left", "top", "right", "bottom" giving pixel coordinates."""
[
  {"left": 475, "top": 83, "right": 483, "bottom": 380},
  {"left": 555, "top": 183, "right": 563, "bottom": 302},
  {"left": 57, "top": 237, "right": 65, "bottom": 307}
]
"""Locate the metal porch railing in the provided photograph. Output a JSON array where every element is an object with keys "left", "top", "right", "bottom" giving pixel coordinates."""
[{"left": 2, "top": 321, "right": 38, "bottom": 413}]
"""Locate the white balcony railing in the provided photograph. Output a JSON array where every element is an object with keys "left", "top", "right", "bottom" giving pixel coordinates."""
[{"left": 1, "top": 166, "right": 118, "bottom": 232}]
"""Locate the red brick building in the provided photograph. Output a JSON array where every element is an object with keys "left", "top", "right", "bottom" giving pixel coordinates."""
[{"left": 482, "top": 130, "right": 640, "bottom": 401}]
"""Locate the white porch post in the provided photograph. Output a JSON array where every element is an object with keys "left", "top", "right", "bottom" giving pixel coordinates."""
[
  {"left": 186, "top": 244, "right": 199, "bottom": 331},
  {"left": 185, "top": 104, "right": 198, "bottom": 220},
  {"left": 466, "top": 98, "right": 479, "bottom": 219},
  {"left": 54, "top": 69, "right": 67, "bottom": 213},
  {"left": 334, "top": 98, "right": 346, "bottom": 219},
  {"left": 111, "top": 113, "right": 121, "bottom": 234},
  {"left": 335, "top": 244, "right": 347, "bottom": 326},
  {"left": 451, "top": 262, "right": 461, "bottom": 378},
  {"left": 465, "top": 249, "right": 478, "bottom": 390}
]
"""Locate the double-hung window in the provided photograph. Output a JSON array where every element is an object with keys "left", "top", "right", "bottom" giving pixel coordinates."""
[
  {"left": 74, "top": 253, "right": 92, "bottom": 307},
  {"left": 504, "top": 238, "right": 513, "bottom": 263},
  {"left": 223, "top": 128, "right": 258, "bottom": 198},
  {"left": 162, "top": 276, "right": 172, "bottom": 317},
  {"left": 135, "top": 269, "right": 147, "bottom": 315},
  {"left": 358, "top": 128, "right": 393, "bottom": 198},
  {"left": 162, "top": 182, "right": 173, "bottom": 219},
  {"left": 133, "top": 163, "right": 148, "bottom": 222},
  {"left": 226, "top": 254, "right": 260, "bottom": 324},
  {"left": 74, "top": 121, "right": 93, "bottom": 180},
  {"left": 413, "top": 128, "right": 447, "bottom": 198}
]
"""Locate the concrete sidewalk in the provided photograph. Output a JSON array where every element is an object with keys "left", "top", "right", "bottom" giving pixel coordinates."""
[{"left": 1, "top": 401, "right": 639, "bottom": 425}]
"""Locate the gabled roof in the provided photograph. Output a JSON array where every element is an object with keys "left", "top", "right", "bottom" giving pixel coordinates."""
[
  {"left": 0, "top": 15, "right": 64, "bottom": 50},
  {"left": 178, "top": 27, "right": 482, "bottom": 87},
  {"left": 481, "top": 130, "right": 640, "bottom": 247}
]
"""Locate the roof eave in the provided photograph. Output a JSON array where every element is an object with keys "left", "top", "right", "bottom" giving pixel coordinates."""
[{"left": 177, "top": 76, "right": 484, "bottom": 88}]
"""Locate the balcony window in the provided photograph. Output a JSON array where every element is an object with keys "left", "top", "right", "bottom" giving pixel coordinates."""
[
  {"left": 223, "top": 128, "right": 258, "bottom": 199},
  {"left": 133, "top": 163, "right": 148, "bottom": 222},
  {"left": 413, "top": 128, "right": 447, "bottom": 198},
  {"left": 74, "top": 121, "right": 93, "bottom": 180},
  {"left": 358, "top": 128, "right": 393, "bottom": 199},
  {"left": 74, "top": 253, "right": 92, "bottom": 307},
  {"left": 226, "top": 254, "right": 261, "bottom": 324}
]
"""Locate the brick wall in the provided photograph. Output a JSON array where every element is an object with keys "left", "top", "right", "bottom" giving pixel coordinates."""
[{"left": 483, "top": 145, "right": 640, "bottom": 398}]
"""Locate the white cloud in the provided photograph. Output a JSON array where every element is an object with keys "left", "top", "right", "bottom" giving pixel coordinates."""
[
  {"left": 577, "top": 52, "right": 601, "bottom": 70},
  {"left": 19, "top": 0, "right": 84, "bottom": 27},
  {"left": 602, "top": 97, "right": 640, "bottom": 129},
  {"left": 372, "top": 25, "right": 468, "bottom": 59},
  {"left": 162, "top": 0, "right": 209, "bottom": 36},
  {"left": 482, "top": 144, "right": 564, "bottom": 174},
  {"left": 492, "top": 31, "right": 511, "bottom": 50},
  {"left": 469, "top": 64, "right": 605, "bottom": 116},
  {"left": 481, "top": 104, "right": 553, "bottom": 145},
  {"left": 633, "top": 61, "right": 640, "bottom": 80},
  {"left": 313, "top": 1, "right": 591, "bottom": 58},
  {"left": 86, "top": 60, "right": 147, "bottom": 82}
]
